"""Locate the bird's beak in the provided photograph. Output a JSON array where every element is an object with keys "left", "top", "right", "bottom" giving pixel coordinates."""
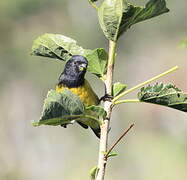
[{"left": 79, "top": 64, "right": 87, "bottom": 71}]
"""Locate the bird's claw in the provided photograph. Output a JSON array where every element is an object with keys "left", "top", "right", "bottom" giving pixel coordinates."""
[{"left": 99, "top": 94, "right": 113, "bottom": 102}]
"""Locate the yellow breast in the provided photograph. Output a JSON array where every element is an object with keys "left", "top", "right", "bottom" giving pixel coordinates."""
[{"left": 56, "top": 80, "right": 99, "bottom": 106}]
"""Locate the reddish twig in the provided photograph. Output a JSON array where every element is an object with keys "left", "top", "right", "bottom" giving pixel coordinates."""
[{"left": 105, "top": 123, "right": 135, "bottom": 159}]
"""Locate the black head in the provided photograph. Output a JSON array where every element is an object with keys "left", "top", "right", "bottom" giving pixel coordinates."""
[{"left": 58, "top": 55, "right": 88, "bottom": 87}]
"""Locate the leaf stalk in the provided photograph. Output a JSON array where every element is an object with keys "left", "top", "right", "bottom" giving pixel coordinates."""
[
  {"left": 113, "top": 66, "right": 179, "bottom": 102},
  {"left": 114, "top": 99, "right": 140, "bottom": 105}
]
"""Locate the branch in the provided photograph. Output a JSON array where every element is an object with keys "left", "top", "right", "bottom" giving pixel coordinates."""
[
  {"left": 113, "top": 66, "right": 179, "bottom": 102},
  {"left": 105, "top": 123, "right": 135, "bottom": 159},
  {"left": 96, "top": 40, "right": 117, "bottom": 180}
]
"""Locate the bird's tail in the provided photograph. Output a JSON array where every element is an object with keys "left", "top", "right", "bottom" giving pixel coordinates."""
[
  {"left": 77, "top": 121, "right": 89, "bottom": 129},
  {"left": 90, "top": 127, "right": 101, "bottom": 139},
  {"left": 77, "top": 120, "right": 101, "bottom": 139}
]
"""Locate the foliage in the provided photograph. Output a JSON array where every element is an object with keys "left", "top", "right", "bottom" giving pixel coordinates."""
[
  {"left": 31, "top": 33, "right": 87, "bottom": 61},
  {"left": 31, "top": 33, "right": 108, "bottom": 79},
  {"left": 32, "top": 89, "right": 104, "bottom": 130},
  {"left": 138, "top": 83, "right": 187, "bottom": 112},
  {"left": 89, "top": 166, "right": 99, "bottom": 180},
  {"left": 30, "top": 0, "right": 187, "bottom": 179},
  {"left": 98, "top": 0, "right": 169, "bottom": 41},
  {"left": 86, "top": 48, "right": 108, "bottom": 78},
  {"left": 105, "top": 151, "right": 118, "bottom": 158},
  {"left": 112, "top": 82, "right": 127, "bottom": 97}
]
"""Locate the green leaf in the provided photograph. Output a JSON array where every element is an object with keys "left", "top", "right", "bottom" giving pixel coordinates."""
[
  {"left": 107, "top": 151, "right": 118, "bottom": 158},
  {"left": 98, "top": 0, "right": 125, "bottom": 41},
  {"left": 76, "top": 105, "right": 106, "bottom": 134},
  {"left": 86, "top": 48, "right": 108, "bottom": 78},
  {"left": 138, "top": 83, "right": 187, "bottom": 112},
  {"left": 33, "top": 89, "right": 85, "bottom": 126},
  {"left": 89, "top": 166, "right": 99, "bottom": 180},
  {"left": 31, "top": 33, "right": 86, "bottom": 61},
  {"left": 118, "top": 0, "right": 169, "bottom": 37},
  {"left": 86, "top": 105, "right": 107, "bottom": 119},
  {"left": 31, "top": 33, "right": 108, "bottom": 78},
  {"left": 32, "top": 90, "right": 105, "bottom": 134},
  {"left": 103, "top": 151, "right": 118, "bottom": 158},
  {"left": 112, "top": 82, "right": 127, "bottom": 97},
  {"left": 98, "top": 0, "right": 169, "bottom": 41}
]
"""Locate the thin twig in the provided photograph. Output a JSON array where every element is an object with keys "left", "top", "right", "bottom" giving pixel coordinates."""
[
  {"left": 105, "top": 123, "right": 135, "bottom": 159},
  {"left": 113, "top": 66, "right": 179, "bottom": 102}
]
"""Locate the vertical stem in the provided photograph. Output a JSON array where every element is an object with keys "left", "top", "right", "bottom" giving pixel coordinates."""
[
  {"left": 105, "top": 40, "right": 116, "bottom": 94},
  {"left": 96, "top": 40, "right": 117, "bottom": 180}
]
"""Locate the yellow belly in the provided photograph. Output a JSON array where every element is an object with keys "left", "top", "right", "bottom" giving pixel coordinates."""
[{"left": 56, "top": 80, "right": 99, "bottom": 106}]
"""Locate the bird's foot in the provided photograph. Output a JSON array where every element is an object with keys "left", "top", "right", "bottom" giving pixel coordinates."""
[{"left": 99, "top": 94, "right": 113, "bottom": 102}]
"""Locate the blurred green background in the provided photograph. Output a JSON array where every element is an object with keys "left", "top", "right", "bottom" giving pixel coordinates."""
[{"left": 0, "top": 0, "right": 187, "bottom": 179}]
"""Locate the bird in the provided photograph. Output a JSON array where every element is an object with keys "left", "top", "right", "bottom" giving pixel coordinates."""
[{"left": 56, "top": 55, "right": 100, "bottom": 138}]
